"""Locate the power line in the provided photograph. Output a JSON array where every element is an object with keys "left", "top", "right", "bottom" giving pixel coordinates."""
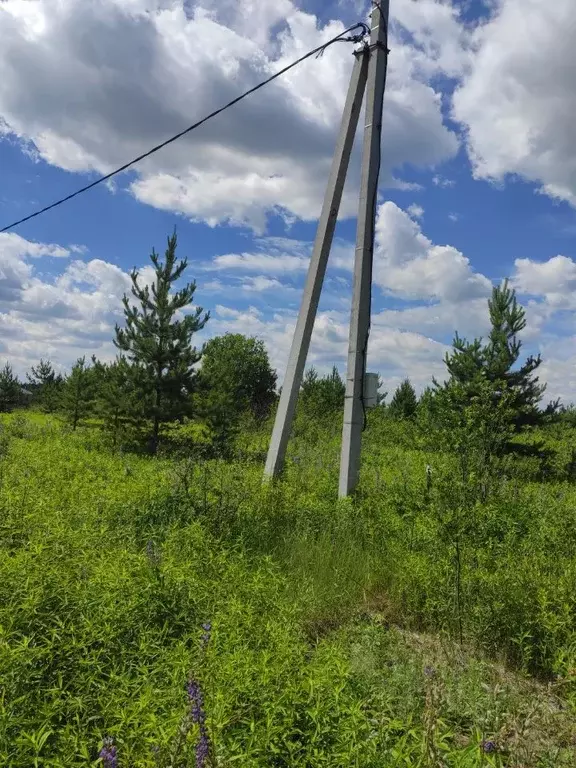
[{"left": 0, "top": 22, "right": 369, "bottom": 235}]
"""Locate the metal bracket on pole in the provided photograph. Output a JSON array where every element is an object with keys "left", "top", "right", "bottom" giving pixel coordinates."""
[
  {"left": 339, "top": 1, "right": 389, "bottom": 498},
  {"left": 263, "top": 49, "right": 369, "bottom": 481}
]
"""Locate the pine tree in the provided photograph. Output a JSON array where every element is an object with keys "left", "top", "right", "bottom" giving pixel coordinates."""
[
  {"left": 0, "top": 363, "right": 21, "bottom": 413},
  {"left": 300, "top": 366, "right": 345, "bottom": 417},
  {"left": 196, "top": 385, "right": 239, "bottom": 458},
  {"left": 300, "top": 367, "right": 319, "bottom": 400},
  {"left": 26, "top": 359, "right": 63, "bottom": 412},
  {"left": 61, "top": 357, "right": 94, "bottom": 430},
  {"left": 114, "top": 232, "right": 209, "bottom": 454},
  {"left": 91, "top": 356, "right": 142, "bottom": 447},
  {"left": 389, "top": 378, "right": 418, "bottom": 419},
  {"left": 433, "top": 280, "right": 554, "bottom": 458},
  {"left": 443, "top": 281, "right": 547, "bottom": 424}
]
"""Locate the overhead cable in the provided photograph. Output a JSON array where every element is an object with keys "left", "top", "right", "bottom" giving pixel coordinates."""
[{"left": 0, "top": 22, "right": 369, "bottom": 234}]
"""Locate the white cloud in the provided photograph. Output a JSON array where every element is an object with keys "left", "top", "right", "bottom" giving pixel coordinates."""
[
  {"left": 453, "top": 0, "right": 576, "bottom": 206},
  {"left": 393, "top": 0, "right": 472, "bottom": 78},
  {"left": 0, "top": 235, "right": 131, "bottom": 372},
  {"left": 206, "top": 202, "right": 493, "bottom": 309},
  {"left": 212, "top": 251, "right": 308, "bottom": 274},
  {"left": 432, "top": 174, "right": 455, "bottom": 188},
  {"left": 0, "top": 232, "right": 74, "bottom": 305},
  {"left": 0, "top": 0, "right": 460, "bottom": 230},
  {"left": 514, "top": 255, "right": 576, "bottom": 297},
  {"left": 0, "top": 232, "right": 71, "bottom": 260},
  {"left": 513, "top": 254, "right": 576, "bottom": 311},
  {"left": 240, "top": 275, "right": 293, "bottom": 292},
  {"left": 539, "top": 339, "right": 576, "bottom": 406},
  {"left": 374, "top": 299, "right": 489, "bottom": 341},
  {"left": 206, "top": 302, "right": 447, "bottom": 395},
  {"left": 373, "top": 202, "right": 492, "bottom": 302},
  {"left": 407, "top": 203, "right": 424, "bottom": 219},
  {"left": 4, "top": 223, "right": 576, "bottom": 403}
]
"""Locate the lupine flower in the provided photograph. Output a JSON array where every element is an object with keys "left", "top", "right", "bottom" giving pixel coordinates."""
[
  {"left": 201, "top": 622, "right": 212, "bottom": 652},
  {"left": 187, "top": 678, "right": 206, "bottom": 725},
  {"left": 99, "top": 737, "right": 118, "bottom": 768},
  {"left": 195, "top": 725, "right": 210, "bottom": 768},
  {"left": 481, "top": 739, "right": 497, "bottom": 754},
  {"left": 187, "top": 678, "right": 211, "bottom": 767}
]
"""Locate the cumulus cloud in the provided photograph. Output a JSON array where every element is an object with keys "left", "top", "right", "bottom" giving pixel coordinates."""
[
  {"left": 373, "top": 202, "right": 492, "bottom": 302},
  {"left": 0, "top": 234, "right": 133, "bottom": 372},
  {"left": 212, "top": 248, "right": 308, "bottom": 274},
  {"left": 393, "top": 0, "right": 472, "bottom": 78},
  {"left": 0, "top": 0, "right": 460, "bottom": 230},
  {"left": 195, "top": 200, "right": 497, "bottom": 392},
  {"left": 514, "top": 255, "right": 576, "bottom": 300},
  {"left": 539, "top": 339, "right": 576, "bottom": 406},
  {"left": 511, "top": 254, "right": 576, "bottom": 335},
  {"left": 432, "top": 175, "right": 455, "bottom": 188},
  {"left": 453, "top": 0, "right": 576, "bottom": 206},
  {"left": 4, "top": 214, "right": 576, "bottom": 401},
  {"left": 0, "top": 232, "right": 74, "bottom": 305},
  {"left": 206, "top": 302, "right": 448, "bottom": 395},
  {"left": 407, "top": 203, "right": 424, "bottom": 219}
]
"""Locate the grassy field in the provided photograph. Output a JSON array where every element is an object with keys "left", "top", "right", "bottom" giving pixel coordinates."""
[{"left": 1, "top": 411, "right": 576, "bottom": 766}]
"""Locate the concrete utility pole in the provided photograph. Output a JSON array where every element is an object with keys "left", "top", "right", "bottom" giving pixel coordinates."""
[
  {"left": 263, "top": 49, "right": 369, "bottom": 480},
  {"left": 339, "top": 0, "right": 389, "bottom": 498},
  {"left": 263, "top": 1, "right": 389, "bottom": 492}
]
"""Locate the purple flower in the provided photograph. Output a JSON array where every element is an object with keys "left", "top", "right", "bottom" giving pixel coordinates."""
[
  {"left": 187, "top": 679, "right": 206, "bottom": 725},
  {"left": 482, "top": 739, "right": 497, "bottom": 754},
  {"left": 99, "top": 737, "right": 118, "bottom": 768},
  {"left": 195, "top": 725, "right": 210, "bottom": 768},
  {"left": 187, "top": 678, "right": 211, "bottom": 767},
  {"left": 201, "top": 622, "right": 212, "bottom": 651}
]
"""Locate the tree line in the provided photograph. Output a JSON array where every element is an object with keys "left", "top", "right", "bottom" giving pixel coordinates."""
[
  {"left": 0, "top": 234, "right": 277, "bottom": 454},
  {"left": 0, "top": 232, "right": 565, "bottom": 463}
]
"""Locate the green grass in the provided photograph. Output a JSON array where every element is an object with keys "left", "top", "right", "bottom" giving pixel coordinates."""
[{"left": 1, "top": 412, "right": 576, "bottom": 766}]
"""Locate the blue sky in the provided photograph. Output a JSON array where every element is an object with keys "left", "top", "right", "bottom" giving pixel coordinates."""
[{"left": 1, "top": 0, "right": 575, "bottom": 402}]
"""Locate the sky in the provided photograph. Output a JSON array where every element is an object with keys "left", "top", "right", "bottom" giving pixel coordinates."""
[{"left": 1, "top": 0, "right": 576, "bottom": 403}]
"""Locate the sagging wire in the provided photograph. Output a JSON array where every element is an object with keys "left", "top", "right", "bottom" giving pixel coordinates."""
[{"left": 1, "top": 22, "right": 370, "bottom": 234}]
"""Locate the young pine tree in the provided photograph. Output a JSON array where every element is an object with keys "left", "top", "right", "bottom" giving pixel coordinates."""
[
  {"left": 0, "top": 363, "right": 21, "bottom": 413},
  {"left": 61, "top": 357, "right": 95, "bottom": 430},
  {"left": 389, "top": 378, "right": 418, "bottom": 419},
  {"left": 433, "top": 280, "right": 553, "bottom": 461},
  {"left": 300, "top": 366, "right": 345, "bottom": 416},
  {"left": 26, "top": 359, "right": 63, "bottom": 412},
  {"left": 91, "top": 356, "right": 142, "bottom": 447},
  {"left": 114, "top": 232, "right": 209, "bottom": 454}
]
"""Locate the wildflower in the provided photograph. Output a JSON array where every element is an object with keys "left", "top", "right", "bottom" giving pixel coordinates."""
[
  {"left": 187, "top": 677, "right": 211, "bottom": 767},
  {"left": 99, "top": 737, "right": 118, "bottom": 768},
  {"left": 201, "top": 622, "right": 212, "bottom": 651},
  {"left": 187, "top": 678, "right": 206, "bottom": 725},
  {"left": 195, "top": 725, "right": 210, "bottom": 768},
  {"left": 424, "top": 665, "right": 436, "bottom": 678},
  {"left": 481, "top": 739, "right": 497, "bottom": 754}
]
